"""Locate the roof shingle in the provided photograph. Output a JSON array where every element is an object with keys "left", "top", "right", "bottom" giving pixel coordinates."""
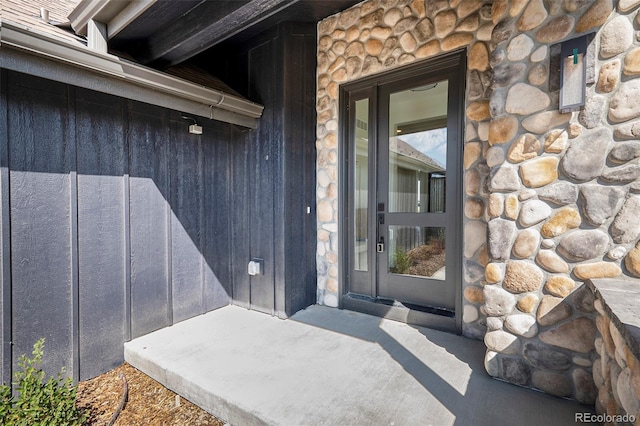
[{"left": 2, "top": 0, "right": 84, "bottom": 45}]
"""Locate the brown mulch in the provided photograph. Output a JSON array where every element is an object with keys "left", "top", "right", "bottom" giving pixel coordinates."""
[
  {"left": 407, "top": 243, "right": 446, "bottom": 277},
  {"left": 76, "top": 363, "right": 225, "bottom": 426}
]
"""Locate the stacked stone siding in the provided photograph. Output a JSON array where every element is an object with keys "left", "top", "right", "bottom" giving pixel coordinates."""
[
  {"left": 592, "top": 296, "right": 640, "bottom": 423},
  {"left": 482, "top": 0, "right": 640, "bottom": 403},
  {"left": 317, "top": 0, "right": 640, "bottom": 403},
  {"left": 315, "top": 0, "right": 494, "bottom": 336}
]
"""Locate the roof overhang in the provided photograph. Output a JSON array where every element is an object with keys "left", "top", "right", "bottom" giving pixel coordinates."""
[
  {"left": 69, "top": 0, "right": 362, "bottom": 67},
  {"left": 0, "top": 20, "right": 263, "bottom": 128},
  {"left": 69, "top": 0, "right": 157, "bottom": 39}
]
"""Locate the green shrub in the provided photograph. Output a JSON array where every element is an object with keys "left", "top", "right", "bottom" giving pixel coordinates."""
[
  {"left": 391, "top": 249, "right": 411, "bottom": 274},
  {"left": 0, "top": 338, "right": 88, "bottom": 425}
]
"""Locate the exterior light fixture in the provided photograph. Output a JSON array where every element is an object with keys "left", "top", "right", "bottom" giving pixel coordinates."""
[
  {"left": 182, "top": 115, "right": 203, "bottom": 135},
  {"left": 189, "top": 124, "right": 203, "bottom": 135},
  {"left": 559, "top": 35, "right": 588, "bottom": 113}
]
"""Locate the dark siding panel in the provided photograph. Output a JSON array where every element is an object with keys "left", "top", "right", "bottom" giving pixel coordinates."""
[
  {"left": 75, "top": 89, "right": 127, "bottom": 380},
  {"left": 248, "top": 39, "right": 276, "bottom": 315},
  {"left": 273, "top": 30, "right": 287, "bottom": 317},
  {"left": 0, "top": 70, "right": 11, "bottom": 385},
  {"left": 282, "top": 28, "right": 305, "bottom": 315},
  {"left": 230, "top": 130, "right": 250, "bottom": 308},
  {"left": 210, "top": 23, "right": 318, "bottom": 317},
  {"left": 170, "top": 119, "right": 204, "bottom": 323},
  {"left": 2, "top": 71, "right": 237, "bottom": 381},
  {"left": 302, "top": 28, "right": 319, "bottom": 312},
  {"left": 282, "top": 26, "right": 317, "bottom": 316},
  {"left": 8, "top": 72, "right": 73, "bottom": 378},
  {"left": 129, "top": 102, "right": 171, "bottom": 338},
  {"left": 203, "top": 123, "right": 232, "bottom": 311},
  {"left": 69, "top": 88, "right": 80, "bottom": 381}
]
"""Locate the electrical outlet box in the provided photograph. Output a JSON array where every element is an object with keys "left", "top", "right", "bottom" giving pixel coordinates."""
[{"left": 248, "top": 258, "right": 263, "bottom": 276}]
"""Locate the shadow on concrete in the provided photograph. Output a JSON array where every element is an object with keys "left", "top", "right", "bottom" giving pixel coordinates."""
[{"left": 291, "top": 306, "right": 595, "bottom": 426}]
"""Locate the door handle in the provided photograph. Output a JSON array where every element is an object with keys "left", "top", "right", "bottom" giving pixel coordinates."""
[{"left": 377, "top": 202, "right": 385, "bottom": 252}]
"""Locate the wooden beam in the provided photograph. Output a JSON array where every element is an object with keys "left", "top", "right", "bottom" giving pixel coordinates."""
[
  {"left": 87, "top": 19, "right": 108, "bottom": 52},
  {"left": 108, "top": 0, "right": 157, "bottom": 39},
  {"left": 70, "top": 0, "right": 137, "bottom": 36},
  {"left": 138, "top": 0, "right": 300, "bottom": 67}
]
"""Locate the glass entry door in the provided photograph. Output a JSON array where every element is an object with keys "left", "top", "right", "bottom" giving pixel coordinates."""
[
  {"left": 377, "top": 79, "right": 454, "bottom": 309},
  {"left": 343, "top": 54, "right": 463, "bottom": 315}
]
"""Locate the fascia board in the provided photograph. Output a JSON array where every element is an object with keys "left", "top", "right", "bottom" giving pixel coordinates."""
[
  {"left": 69, "top": 0, "right": 158, "bottom": 39},
  {"left": 68, "top": 0, "right": 110, "bottom": 36}
]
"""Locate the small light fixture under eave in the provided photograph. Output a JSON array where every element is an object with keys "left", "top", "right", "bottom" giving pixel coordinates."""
[
  {"left": 189, "top": 124, "right": 203, "bottom": 135},
  {"left": 182, "top": 116, "right": 203, "bottom": 135},
  {"left": 559, "top": 35, "right": 588, "bottom": 113}
]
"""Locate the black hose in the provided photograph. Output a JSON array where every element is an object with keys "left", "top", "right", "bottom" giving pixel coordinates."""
[{"left": 107, "top": 372, "right": 128, "bottom": 426}]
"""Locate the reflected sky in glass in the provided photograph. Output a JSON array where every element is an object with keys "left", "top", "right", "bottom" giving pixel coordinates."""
[{"left": 399, "top": 128, "right": 447, "bottom": 169}]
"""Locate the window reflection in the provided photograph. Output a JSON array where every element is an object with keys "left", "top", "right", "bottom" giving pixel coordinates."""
[
  {"left": 388, "top": 226, "right": 446, "bottom": 280},
  {"left": 354, "top": 99, "right": 369, "bottom": 271},
  {"left": 388, "top": 81, "right": 448, "bottom": 213}
]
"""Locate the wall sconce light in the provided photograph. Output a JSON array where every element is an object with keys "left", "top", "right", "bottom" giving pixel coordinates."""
[
  {"left": 559, "top": 35, "right": 588, "bottom": 113},
  {"left": 182, "top": 115, "right": 203, "bottom": 135},
  {"left": 189, "top": 123, "right": 203, "bottom": 135}
]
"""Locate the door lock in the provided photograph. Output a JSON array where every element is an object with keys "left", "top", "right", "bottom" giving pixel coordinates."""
[{"left": 377, "top": 202, "right": 385, "bottom": 252}]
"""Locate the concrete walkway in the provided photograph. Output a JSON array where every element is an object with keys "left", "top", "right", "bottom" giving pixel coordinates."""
[{"left": 125, "top": 305, "right": 593, "bottom": 426}]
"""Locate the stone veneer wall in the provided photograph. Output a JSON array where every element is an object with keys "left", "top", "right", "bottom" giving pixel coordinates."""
[
  {"left": 316, "top": 0, "right": 640, "bottom": 403},
  {"left": 315, "top": 0, "right": 494, "bottom": 333},
  {"left": 482, "top": 0, "right": 640, "bottom": 404},
  {"left": 590, "top": 284, "right": 640, "bottom": 423}
]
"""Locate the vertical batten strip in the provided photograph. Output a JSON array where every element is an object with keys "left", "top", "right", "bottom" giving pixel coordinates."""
[
  {"left": 0, "top": 70, "right": 12, "bottom": 386},
  {"left": 68, "top": 85, "right": 80, "bottom": 382},
  {"left": 165, "top": 112, "right": 173, "bottom": 326},
  {"left": 123, "top": 100, "right": 132, "bottom": 343}
]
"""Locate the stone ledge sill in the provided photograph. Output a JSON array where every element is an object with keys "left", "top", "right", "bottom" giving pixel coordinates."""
[{"left": 586, "top": 278, "right": 640, "bottom": 362}]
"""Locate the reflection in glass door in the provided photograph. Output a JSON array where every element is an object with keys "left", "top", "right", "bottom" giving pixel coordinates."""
[
  {"left": 342, "top": 52, "right": 463, "bottom": 319},
  {"left": 354, "top": 98, "right": 369, "bottom": 273},
  {"left": 378, "top": 80, "right": 456, "bottom": 310},
  {"left": 386, "top": 81, "right": 448, "bottom": 280}
]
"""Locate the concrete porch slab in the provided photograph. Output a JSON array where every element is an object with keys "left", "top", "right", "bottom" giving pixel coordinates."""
[{"left": 125, "top": 305, "right": 593, "bottom": 426}]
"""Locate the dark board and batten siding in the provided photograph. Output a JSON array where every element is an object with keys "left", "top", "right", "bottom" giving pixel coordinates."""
[
  {"left": 213, "top": 22, "right": 318, "bottom": 318},
  {"left": 170, "top": 117, "right": 205, "bottom": 323},
  {"left": 0, "top": 70, "right": 232, "bottom": 383},
  {"left": 76, "top": 89, "right": 129, "bottom": 380},
  {"left": 0, "top": 66, "right": 11, "bottom": 384},
  {"left": 128, "top": 102, "right": 173, "bottom": 339},
  {"left": 280, "top": 25, "right": 318, "bottom": 315},
  {"left": 0, "top": 21, "right": 318, "bottom": 384},
  {"left": 8, "top": 74, "right": 76, "bottom": 380},
  {"left": 203, "top": 126, "right": 233, "bottom": 313},
  {"left": 246, "top": 34, "right": 277, "bottom": 316}
]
